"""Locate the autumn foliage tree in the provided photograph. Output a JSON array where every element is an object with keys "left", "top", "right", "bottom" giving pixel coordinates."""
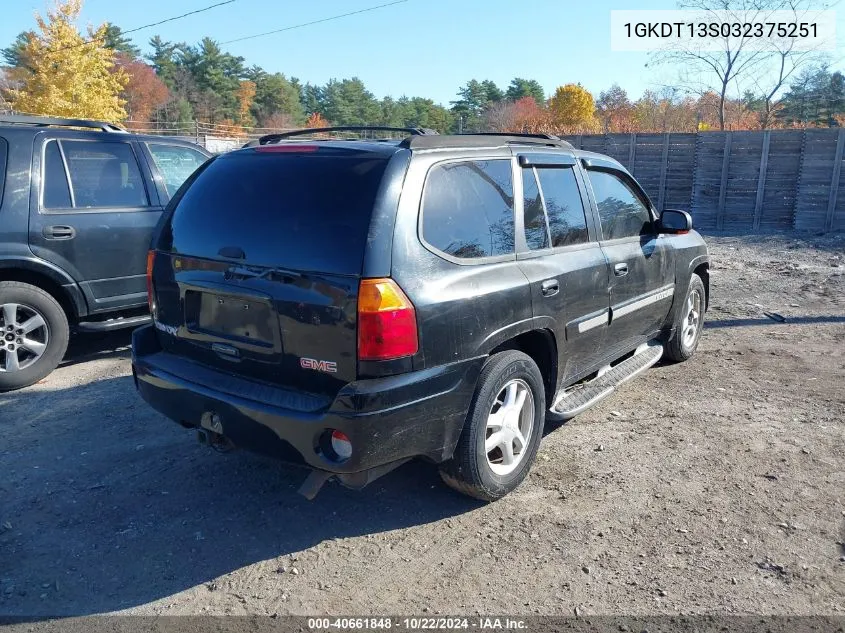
[
  {"left": 549, "top": 83, "right": 597, "bottom": 132},
  {"left": 596, "top": 84, "right": 635, "bottom": 133},
  {"left": 8, "top": 0, "right": 127, "bottom": 122},
  {"left": 306, "top": 112, "right": 330, "bottom": 128},
  {"left": 237, "top": 80, "right": 256, "bottom": 127},
  {"left": 116, "top": 54, "right": 169, "bottom": 125},
  {"left": 511, "top": 96, "right": 551, "bottom": 132}
]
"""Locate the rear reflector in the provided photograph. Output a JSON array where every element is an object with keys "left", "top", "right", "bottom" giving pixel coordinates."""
[
  {"left": 145, "top": 250, "right": 156, "bottom": 315},
  {"left": 254, "top": 144, "right": 319, "bottom": 153},
  {"left": 330, "top": 430, "right": 352, "bottom": 461},
  {"left": 357, "top": 278, "right": 418, "bottom": 361}
]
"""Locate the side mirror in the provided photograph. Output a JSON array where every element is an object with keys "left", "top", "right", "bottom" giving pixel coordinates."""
[{"left": 660, "top": 209, "right": 693, "bottom": 234}]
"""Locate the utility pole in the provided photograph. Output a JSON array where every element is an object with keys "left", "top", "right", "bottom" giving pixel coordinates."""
[{"left": 458, "top": 115, "right": 463, "bottom": 134}]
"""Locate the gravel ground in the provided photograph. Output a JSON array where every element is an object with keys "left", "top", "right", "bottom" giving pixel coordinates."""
[{"left": 1, "top": 233, "right": 844, "bottom": 618}]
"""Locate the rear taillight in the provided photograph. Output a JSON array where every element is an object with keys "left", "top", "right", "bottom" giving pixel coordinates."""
[
  {"left": 145, "top": 250, "right": 156, "bottom": 315},
  {"left": 357, "top": 278, "right": 418, "bottom": 361}
]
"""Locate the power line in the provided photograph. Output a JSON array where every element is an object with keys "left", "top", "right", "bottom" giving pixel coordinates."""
[
  {"left": 119, "top": 0, "right": 238, "bottom": 37},
  {"left": 47, "top": 0, "right": 238, "bottom": 55},
  {"left": 221, "top": 0, "right": 408, "bottom": 45}
]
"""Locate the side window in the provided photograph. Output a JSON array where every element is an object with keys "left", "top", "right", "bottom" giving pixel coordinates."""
[
  {"left": 62, "top": 141, "right": 149, "bottom": 208},
  {"left": 147, "top": 144, "right": 208, "bottom": 197},
  {"left": 535, "top": 167, "right": 589, "bottom": 247},
  {"left": 587, "top": 170, "right": 653, "bottom": 240},
  {"left": 521, "top": 167, "right": 549, "bottom": 250},
  {"left": 422, "top": 160, "right": 514, "bottom": 259},
  {"left": 43, "top": 141, "right": 72, "bottom": 209}
]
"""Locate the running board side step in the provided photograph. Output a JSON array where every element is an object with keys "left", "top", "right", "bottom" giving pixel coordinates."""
[
  {"left": 548, "top": 341, "right": 663, "bottom": 421},
  {"left": 77, "top": 314, "right": 151, "bottom": 332}
]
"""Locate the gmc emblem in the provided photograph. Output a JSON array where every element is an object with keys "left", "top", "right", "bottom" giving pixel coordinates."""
[{"left": 300, "top": 358, "right": 338, "bottom": 373}]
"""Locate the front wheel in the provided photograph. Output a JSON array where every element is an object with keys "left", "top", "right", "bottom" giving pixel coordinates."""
[
  {"left": 0, "top": 281, "right": 69, "bottom": 392},
  {"left": 439, "top": 350, "right": 545, "bottom": 501},
  {"left": 664, "top": 274, "right": 705, "bottom": 363}
]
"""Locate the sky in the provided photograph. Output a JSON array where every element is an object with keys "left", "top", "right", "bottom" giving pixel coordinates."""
[{"left": 1, "top": 0, "right": 842, "bottom": 106}]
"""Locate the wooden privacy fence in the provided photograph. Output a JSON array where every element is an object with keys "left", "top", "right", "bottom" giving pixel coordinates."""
[{"left": 560, "top": 130, "right": 845, "bottom": 233}]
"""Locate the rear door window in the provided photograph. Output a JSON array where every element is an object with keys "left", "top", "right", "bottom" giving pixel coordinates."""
[
  {"left": 422, "top": 160, "right": 514, "bottom": 260},
  {"left": 163, "top": 149, "right": 391, "bottom": 275},
  {"left": 535, "top": 167, "right": 589, "bottom": 247},
  {"left": 42, "top": 140, "right": 149, "bottom": 210},
  {"left": 147, "top": 144, "right": 209, "bottom": 197},
  {"left": 522, "top": 167, "right": 549, "bottom": 250},
  {"left": 43, "top": 141, "right": 72, "bottom": 208},
  {"left": 62, "top": 141, "right": 148, "bottom": 208}
]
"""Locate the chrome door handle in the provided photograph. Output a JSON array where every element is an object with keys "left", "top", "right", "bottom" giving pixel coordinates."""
[
  {"left": 541, "top": 279, "right": 559, "bottom": 297},
  {"left": 614, "top": 263, "right": 629, "bottom": 277}
]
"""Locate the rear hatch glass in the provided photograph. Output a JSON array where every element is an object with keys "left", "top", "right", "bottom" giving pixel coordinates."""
[{"left": 160, "top": 147, "right": 390, "bottom": 274}]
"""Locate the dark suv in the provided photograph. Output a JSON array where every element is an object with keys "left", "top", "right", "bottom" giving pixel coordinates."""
[
  {"left": 0, "top": 115, "right": 210, "bottom": 391},
  {"left": 133, "top": 127, "right": 709, "bottom": 501}
]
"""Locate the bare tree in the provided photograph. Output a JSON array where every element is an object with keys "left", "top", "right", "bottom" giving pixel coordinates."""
[
  {"left": 751, "top": 0, "right": 829, "bottom": 127},
  {"left": 482, "top": 101, "right": 518, "bottom": 132},
  {"left": 652, "top": 0, "right": 827, "bottom": 130}
]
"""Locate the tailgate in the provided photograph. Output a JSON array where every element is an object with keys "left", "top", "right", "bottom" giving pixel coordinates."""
[
  {"left": 149, "top": 146, "right": 393, "bottom": 400},
  {"left": 153, "top": 253, "right": 358, "bottom": 399}
]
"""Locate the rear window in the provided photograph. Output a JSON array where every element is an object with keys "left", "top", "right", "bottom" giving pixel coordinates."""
[{"left": 165, "top": 149, "right": 390, "bottom": 274}]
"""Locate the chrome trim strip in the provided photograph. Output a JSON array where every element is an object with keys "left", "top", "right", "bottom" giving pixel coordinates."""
[
  {"left": 612, "top": 284, "right": 675, "bottom": 320},
  {"left": 577, "top": 310, "right": 610, "bottom": 333}
]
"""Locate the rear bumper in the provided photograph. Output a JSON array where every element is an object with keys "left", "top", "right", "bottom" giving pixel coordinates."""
[{"left": 131, "top": 325, "right": 483, "bottom": 474}]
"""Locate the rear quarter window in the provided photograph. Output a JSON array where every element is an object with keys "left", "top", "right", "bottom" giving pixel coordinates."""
[
  {"left": 421, "top": 159, "right": 515, "bottom": 260},
  {"left": 147, "top": 143, "right": 209, "bottom": 197}
]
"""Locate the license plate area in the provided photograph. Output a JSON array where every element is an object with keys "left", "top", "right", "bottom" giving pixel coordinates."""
[{"left": 185, "top": 290, "right": 275, "bottom": 346}]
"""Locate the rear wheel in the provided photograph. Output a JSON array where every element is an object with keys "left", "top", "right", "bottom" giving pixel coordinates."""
[
  {"left": 0, "top": 282, "right": 69, "bottom": 392},
  {"left": 439, "top": 350, "right": 545, "bottom": 501},
  {"left": 665, "top": 274, "right": 705, "bottom": 362}
]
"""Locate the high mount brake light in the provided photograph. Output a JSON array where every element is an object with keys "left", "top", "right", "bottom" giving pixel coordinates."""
[{"left": 357, "top": 278, "right": 418, "bottom": 361}]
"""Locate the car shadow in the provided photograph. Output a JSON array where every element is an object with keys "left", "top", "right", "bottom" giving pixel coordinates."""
[
  {"left": 0, "top": 374, "right": 482, "bottom": 618},
  {"left": 60, "top": 330, "right": 134, "bottom": 368},
  {"left": 705, "top": 315, "right": 845, "bottom": 328}
]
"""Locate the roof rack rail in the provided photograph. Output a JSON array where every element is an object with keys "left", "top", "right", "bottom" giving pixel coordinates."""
[
  {"left": 399, "top": 133, "right": 574, "bottom": 150},
  {"left": 464, "top": 132, "right": 562, "bottom": 141},
  {"left": 0, "top": 114, "right": 127, "bottom": 133},
  {"left": 258, "top": 126, "right": 439, "bottom": 145},
  {"left": 462, "top": 132, "right": 574, "bottom": 148}
]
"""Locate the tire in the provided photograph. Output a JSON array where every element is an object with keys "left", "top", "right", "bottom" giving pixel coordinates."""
[
  {"left": 0, "top": 281, "right": 69, "bottom": 392},
  {"left": 664, "top": 273, "right": 705, "bottom": 363},
  {"left": 439, "top": 350, "right": 545, "bottom": 501}
]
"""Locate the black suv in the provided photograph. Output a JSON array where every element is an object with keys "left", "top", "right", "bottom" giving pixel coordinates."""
[
  {"left": 0, "top": 115, "right": 210, "bottom": 390},
  {"left": 133, "top": 127, "right": 709, "bottom": 501}
]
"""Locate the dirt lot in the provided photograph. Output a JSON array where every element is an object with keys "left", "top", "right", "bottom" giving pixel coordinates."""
[{"left": 1, "top": 234, "right": 844, "bottom": 618}]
